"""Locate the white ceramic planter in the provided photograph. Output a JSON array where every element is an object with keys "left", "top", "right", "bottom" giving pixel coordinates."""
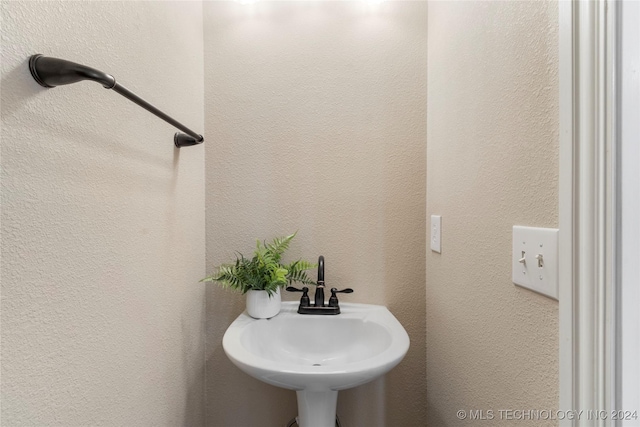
[{"left": 246, "top": 287, "right": 281, "bottom": 319}]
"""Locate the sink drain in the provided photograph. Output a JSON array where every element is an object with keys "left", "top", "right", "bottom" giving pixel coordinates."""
[{"left": 312, "top": 363, "right": 321, "bottom": 366}]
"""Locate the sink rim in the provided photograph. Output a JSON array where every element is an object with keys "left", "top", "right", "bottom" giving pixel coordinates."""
[{"left": 222, "top": 301, "right": 410, "bottom": 379}]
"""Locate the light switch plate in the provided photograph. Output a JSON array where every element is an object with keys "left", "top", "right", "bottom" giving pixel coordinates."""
[
  {"left": 431, "top": 215, "right": 441, "bottom": 253},
  {"left": 512, "top": 226, "right": 559, "bottom": 300}
]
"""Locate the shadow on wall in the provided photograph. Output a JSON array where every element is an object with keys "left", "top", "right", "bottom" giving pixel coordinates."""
[
  {"left": 338, "top": 378, "right": 387, "bottom": 426},
  {"left": 182, "top": 297, "right": 206, "bottom": 426},
  {"left": 1, "top": 59, "right": 39, "bottom": 117},
  {"left": 427, "top": 400, "right": 447, "bottom": 427}
]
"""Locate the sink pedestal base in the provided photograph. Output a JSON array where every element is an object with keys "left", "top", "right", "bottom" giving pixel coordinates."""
[{"left": 296, "top": 390, "right": 338, "bottom": 427}]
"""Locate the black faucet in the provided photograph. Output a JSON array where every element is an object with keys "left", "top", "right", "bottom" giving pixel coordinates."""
[
  {"left": 315, "top": 255, "right": 325, "bottom": 307},
  {"left": 287, "top": 255, "right": 353, "bottom": 315}
]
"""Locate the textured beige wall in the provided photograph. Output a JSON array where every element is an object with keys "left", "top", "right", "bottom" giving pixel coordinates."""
[
  {"left": 203, "top": 2, "right": 427, "bottom": 426},
  {"left": 1, "top": 2, "right": 205, "bottom": 425},
  {"left": 426, "top": 1, "right": 559, "bottom": 426}
]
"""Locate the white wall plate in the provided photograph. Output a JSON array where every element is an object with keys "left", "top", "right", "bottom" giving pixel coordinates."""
[{"left": 512, "top": 226, "right": 559, "bottom": 300}]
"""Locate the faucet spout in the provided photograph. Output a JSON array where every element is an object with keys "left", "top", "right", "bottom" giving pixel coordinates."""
[
  {"left": 315, "top": 256, "right": 325, "bottom": 307},
  {"left": 317, "top": 256, "right": 325, "bottom": 285}
]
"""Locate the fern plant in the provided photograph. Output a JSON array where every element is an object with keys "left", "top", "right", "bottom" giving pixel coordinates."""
[{"left": 202, "top": 232, "right": 316, "bottom": 296}]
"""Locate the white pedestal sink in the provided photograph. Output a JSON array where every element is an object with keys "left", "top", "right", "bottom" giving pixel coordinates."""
[{"left": 222, "top": 302, "right": 410, "bottom": 427}]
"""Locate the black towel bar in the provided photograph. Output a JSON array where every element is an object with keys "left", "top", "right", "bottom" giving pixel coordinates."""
[{"left": 28, "top": 54, "right": 204, "bottom": 148}]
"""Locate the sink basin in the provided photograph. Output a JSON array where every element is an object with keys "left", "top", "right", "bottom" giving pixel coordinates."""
[{"left": 223, "top": 301, "right": 410, "bottom": 427}]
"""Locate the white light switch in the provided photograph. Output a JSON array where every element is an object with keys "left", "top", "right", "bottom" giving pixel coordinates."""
[
  {"left": 431, "top": 215, "right": 441, "bottom": 253},
  {"left": 512, "top": 226, "right": 559, "bottom": 300}
]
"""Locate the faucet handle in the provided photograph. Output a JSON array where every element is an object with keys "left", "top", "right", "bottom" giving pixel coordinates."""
[
  {"left": 328, "top": 287, "right": 354, "bottom": 307},
  {"left": 286, "top": 286, "right": 308, "bottom": 293},
  {"left": 286, "top": 286, "right": 310, "bottom": 308}
]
